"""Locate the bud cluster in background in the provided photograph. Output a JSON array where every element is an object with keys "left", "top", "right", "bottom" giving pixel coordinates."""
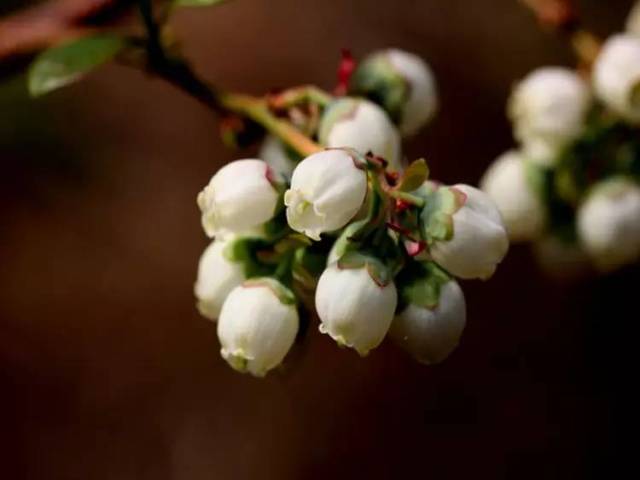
[
  {"left": 481, "top": 2, "right": 640, "bottom": 276},
  {"left": 195, "top": 49, "right": 509, "bottom": 376}
]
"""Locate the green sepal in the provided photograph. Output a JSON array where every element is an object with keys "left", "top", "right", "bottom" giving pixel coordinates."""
[
  {"left": 395, "top": 158, "right": 429, "bottom": 192},
  {"left": 28, "top": 35, "right": 125, "bottom": 97},
  {"left": 418, "top": 185, "right": 466, "bottom": 244},
  {"left": 242, "top": 277, "right": 297, "bottom": 305},
  {"left": 337, "top": 251, "right": 392, "bottom": 287},
  {"left": 223, "top": 238, "right": 273, "bottom": 279},
  {"left": 349, "top": 52, "right": 408, "bottom": 124},
  {"left": 398, "top": 261, "right": 452, "bottom": 310}
]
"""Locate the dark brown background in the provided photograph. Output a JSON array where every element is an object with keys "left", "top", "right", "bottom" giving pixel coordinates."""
[{"left": 1, "top": 1, "right": 637, "bottom": 478}]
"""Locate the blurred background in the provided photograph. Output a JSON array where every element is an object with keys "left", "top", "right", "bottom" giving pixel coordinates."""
[{"left": 1, "top": 0, "right": 637, "bottom": 478}]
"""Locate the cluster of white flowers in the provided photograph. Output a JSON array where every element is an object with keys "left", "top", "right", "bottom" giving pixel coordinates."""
[
  {"left": 481, "top": 5, "right": 640, "bottom": 274},
  {"left": 194, "top": 49, "right": 509, "bottom": 376}
]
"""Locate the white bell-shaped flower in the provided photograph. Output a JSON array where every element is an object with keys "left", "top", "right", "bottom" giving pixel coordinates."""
[
  {"left": 217, "top": 278, "right": 299, "bottom": 377},
  {"left": 351, "top": 49, "right": 438, "bottom": 137},
  {"left": 593, "top": 34, "right": 640, "bottom": 124},
  {"left": 318, "top": 97, "right": 402, "bottom": 171},
  {"left": 197, "top": 159, "right": 280, "bottom": 238},
  {"left": 430, "top": 184, "right": 509, "bottom": 280},
  {"left": 508, "top": 67, "right": 590, "bottom": 166},
  {"left": 390, "top": 280, "right": 466, "bottom": 364},
  {"left": 627, "top": 1, "right": 640, "bottom": 36},
  {"left": 577, "top": 177, "right": 640, "bottom": 271},
  {"left": 194, "top": 238, "right": 245, "bottom": 320},
  {"left": 284, "top": 149, "right": 368, "bottom": 240},
  {"left": 259, "top": 134, "right": 298, "bottom": 180},
  {"left": 480, "top": 150, "right": 546, "bottom": 242},
  {"left": 315, "top": 264, "right": 397, "bottom": 356}
]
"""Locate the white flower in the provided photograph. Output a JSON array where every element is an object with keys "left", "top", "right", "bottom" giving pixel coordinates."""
[
  {"left": 627, "top": 1, "right": 640, "bottom": 36},
  {"left": 593, "top": 34, "right": 640, "bottom": 124},
  {"left": 259, "top": 134, "right": 297, "bottom": 180},
  {"left": 351, "top": 49, "right": 438, "bottom": 137},
  {"left": 217, "top": 278, "right": 299, "bottom": 377},
  {"left": 508, "top": 67, "right": 590, "bottom": 166},
  {"left": 430, "top": 184, "right": 509, "bottom": 280},
  {"left": 315, "top": 264, "right": 397, "bottom": 356},
  {"left": 318, "top": 97, "right": 402, "bottom": 171},
  {"left": 284, "top": 149, "right": 368, "bottom": 240},
  {"left": 390, "top": 280, "right": 466, "bottom": 364},
  {"left": 194, "top": 238, "right": 245, "bottom": 320},
  {"left": 577, "top": 177, "right": 640, "bottom": 271},
  {"left": 480, "top": 150, "right": 546, "bottom": 242},
  {"left": 197, "top": 159, "right": 280, "bottom": 238}
]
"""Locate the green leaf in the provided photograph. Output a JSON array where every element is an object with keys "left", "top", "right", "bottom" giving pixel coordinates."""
[
  {"left": 174, "top": 0, "right": 229, "bottom": 6},
  {"left": 28, "top": 35, "right": 125, "bottom": 97},
  {"left": 396, "top": 158, "right": 429, "bottom": 192},
  {"left": 419, "top": 185, "right": 466, "bottom": 244}
]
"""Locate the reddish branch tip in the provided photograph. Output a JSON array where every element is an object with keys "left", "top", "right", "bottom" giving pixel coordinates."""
[
  {"left": 521, "top": 0, "right": 578, "bottom": 30},
  {"left": 334, "top": 48, "right": 356, "bottom": 96}
]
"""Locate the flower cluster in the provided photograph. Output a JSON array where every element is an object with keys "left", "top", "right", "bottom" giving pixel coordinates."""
[
  {"left": 195, "top": 49, "right": 509, "bottom": 376},
  {"left": 481, "top": 5, "right": 640, "bottom": 275}
]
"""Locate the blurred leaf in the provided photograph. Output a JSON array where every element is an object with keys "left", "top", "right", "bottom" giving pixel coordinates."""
[
  {"left": 28, "top": 35, "right": 124, "bottom": 97},
  {"left": 174, "top": 0, "right": 229, "bottom": 6}
]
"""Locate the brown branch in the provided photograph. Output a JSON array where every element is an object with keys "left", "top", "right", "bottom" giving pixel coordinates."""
[{"left": 0, "top": 0, "right": 136, "bottom": 63}]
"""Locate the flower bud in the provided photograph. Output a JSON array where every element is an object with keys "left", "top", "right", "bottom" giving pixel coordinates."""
[
  {"left": 194, "top": 238, "right": 245, "bottom": 320},
  {"left": 391, "top": 280, "right": 466, "bottom": 364},
  {"left": 577, "top": 177, "right": 640, "bottom": 271},
  {"left": 315, "top": 263, "right": 397, "bottom": 356},
  {"left": 430, "top": 184, "right": 509, "bottom": 280},
  {"left": 627, "top": 1, "right": 640, "bottom": 36},
  {"left": 259, "top": 134, "right": 298, "bottom": 181},
  {"left": 197, "top": 159, "right": 280, "bottom": 238},
  {"left": 318, "top": 97, "right": 402, "bottom": 171},
  {"left": 593, "top": 34, "right": 640, "bottom": 124},
  {"left": 508, "top": 67, "right": 590, "bottom": 166},
  {"left": 217, "top": 278, "right": 299, "bottom": 376},
  {"left": 480, "top": 150, "right": 546, "bottom": 242},
  {"left": 284, "top": 149, "right": 368, "bottom": 240},
  {"left": 350, "top": 49, "right": 438, "bottom": 136}
]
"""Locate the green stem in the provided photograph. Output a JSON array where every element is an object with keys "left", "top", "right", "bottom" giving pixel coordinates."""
[
  {"left": 388, "top": 190, "right": 425, "bottom": 207},
  {"left": 218, "top": 92, "right": 322, "bottom": 157},
  {"left": 274, "top": 250, "right": 295, "bottom": 285},
  {"left": 270, "top": 85, "right": 333, "bottom": 109}
]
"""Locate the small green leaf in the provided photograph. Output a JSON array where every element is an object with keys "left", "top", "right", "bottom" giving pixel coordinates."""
[
  {"left": 174, "top": 0, "right": 229, "bottom": 7},
  {"left": 396, "top": 158, "right": 429, "bottom": 192},
  {"left": 28, "top": 35, "right": 125, "bottom": 97},
  {"left": 419, "top": 186, "right": 466, "bottom": 244}
]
